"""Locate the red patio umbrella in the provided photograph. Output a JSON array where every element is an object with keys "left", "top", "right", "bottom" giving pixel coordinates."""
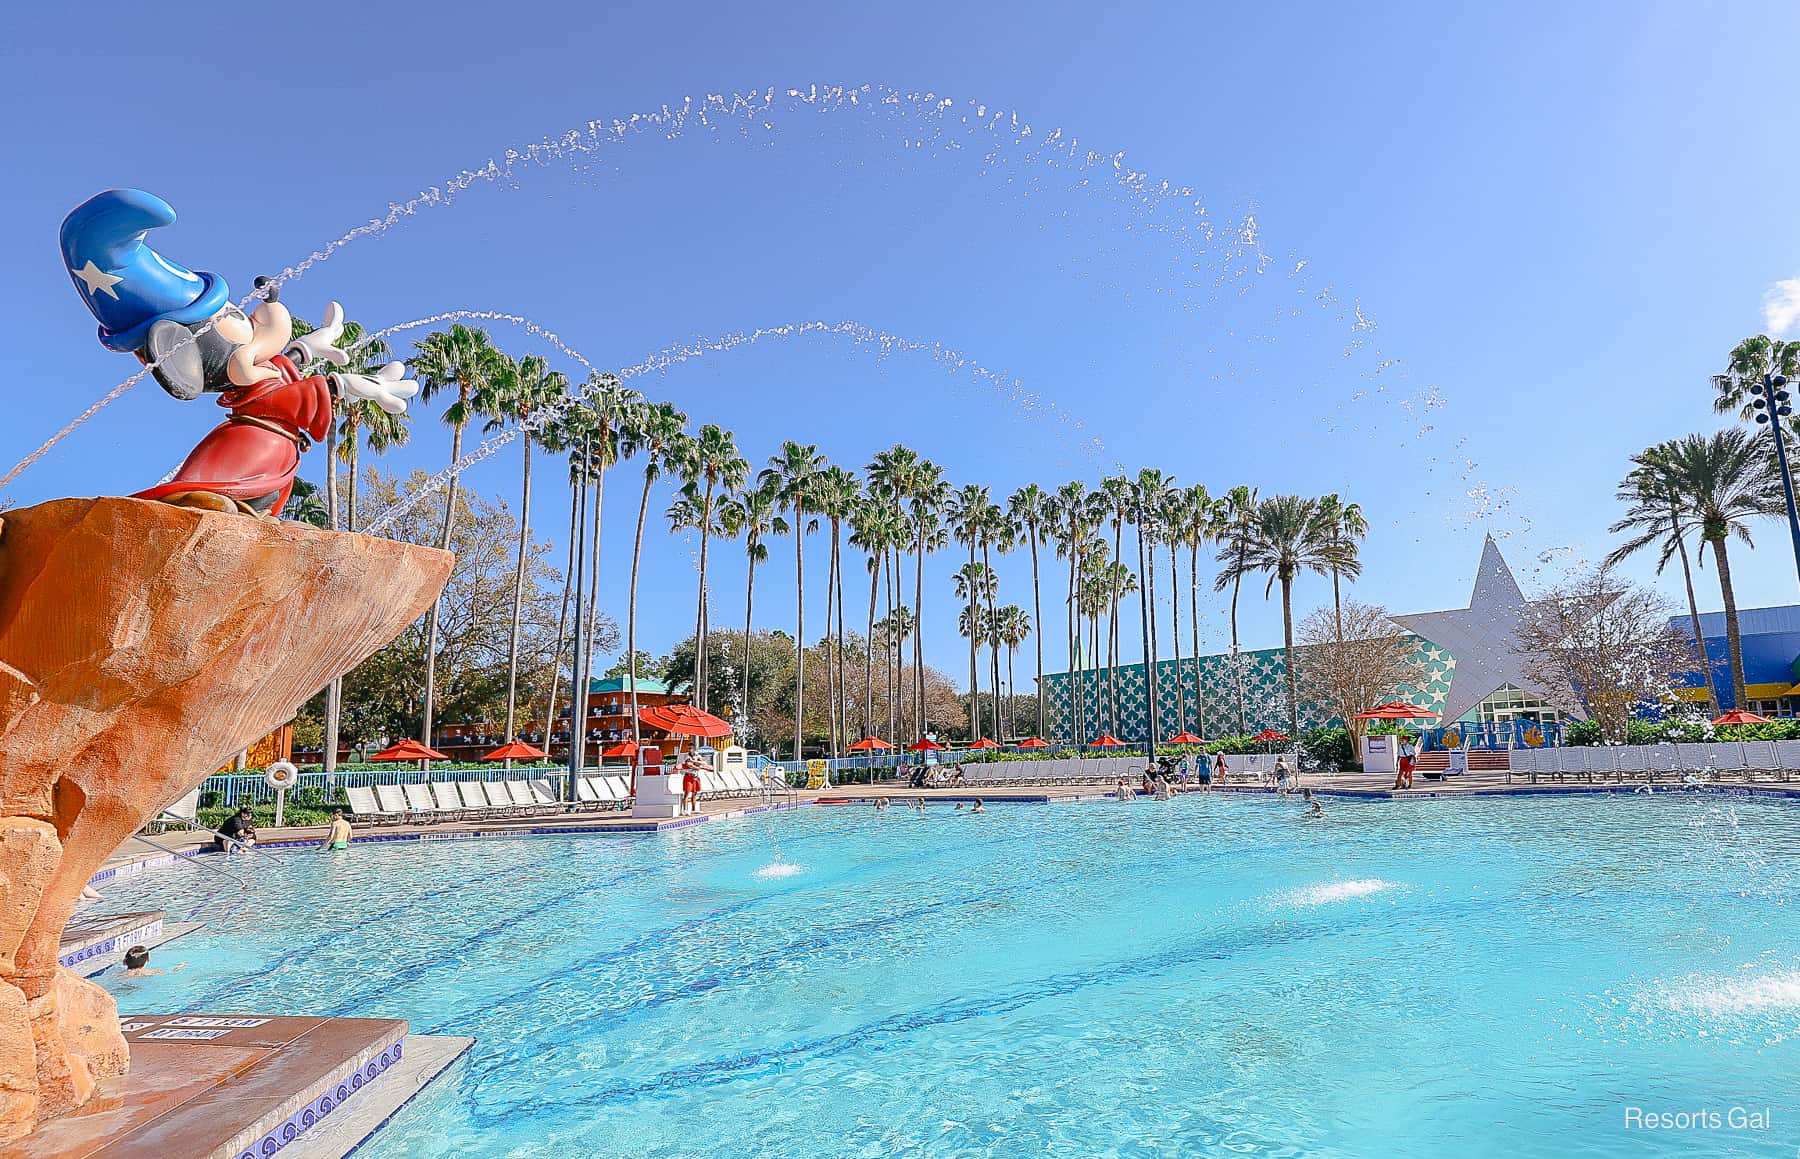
[
  {"left": 1713, "top": 709, "right": 1771, "bottom": 726},
  {"left": 905, "top": 738, "right": 943, "bottom": 751},
  {"left": 600, "top": 740, "right": 640, "bottom": 760},
  {"left": 1251, "top": 729, "right": 1289, "bottom": 743},
  {"left": 968, "top": 738, "right": 1001, "bottom": 749},
  {"left": 847, "top": 736, "right": 893, "bottom": 751},
  {"left": 1354, "top": 702, "right": 1438, "bottom": 720},
  {"left": 1017, "top": 737, "right": 1051, "bottom": 748},
  {"left": 370, "top": 738, "right": 450, "bottom": 762},
  {"left": 482, "top": 740, "right": 548, "bottom": 762},
  {"left": 1166, "top": 731, "right": 1205, "bottom": 745},
  {"left": 639, "top": 703, "right": 734, "bottom": 738},
  {"left": 1090, "top": 734, "right": 1126, "bottom": 748}
]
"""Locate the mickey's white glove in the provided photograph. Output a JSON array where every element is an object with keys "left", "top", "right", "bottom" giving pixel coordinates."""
[
  {"left": 284, "top": 301, "right": 352, "bottom": 369},
  {"left": 331, "top": 361, "right": 418, "bottom": 416}
]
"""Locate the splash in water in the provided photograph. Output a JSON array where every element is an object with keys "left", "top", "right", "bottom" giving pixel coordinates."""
[
  {"left": 1647, "top": 969, "right": 1800, "bottom": 1018},
  {"left": 752, "top": 861, "right": 804, "bottom": 880},
  {"left": 1278, "top": 878, "right": 1398, "bottom": 907}
]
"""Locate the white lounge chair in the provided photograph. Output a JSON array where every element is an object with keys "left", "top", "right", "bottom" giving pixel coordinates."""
[
  {"left": 344, "top": 785, "right": 400, "bottom": 825},
  {"left": 374, "top": 785, "right": 413, "bottom": 818},
  {"left": 430, "top": 782, "right": 470, "bottom": 820},
  {"left": 529, "top": 778, "right": 562, "bottom": 807},
  {"left": 456, "top": 782, "right": 494, "bottom": 818},
  {"left": 1742, "top": 741, "right": 1779, "bottom": 781},
  {"left": 1776, "top": 740, "right": 1800, "bottom": 783},
  {"left": 1614, "top": 746, "right": 1647, "bottom": 783},
  {"left": 402, "top": 783, "right": 441, "bottom": 822}
]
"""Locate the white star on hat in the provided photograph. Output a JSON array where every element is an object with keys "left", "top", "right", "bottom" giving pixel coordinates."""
[{"left": 71, "top": 260, "right": 125, "bottom": 300}]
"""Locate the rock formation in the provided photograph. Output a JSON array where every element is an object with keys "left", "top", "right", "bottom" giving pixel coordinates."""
[{"left": 0, "top": 497, "right": 450, "bottom": 1138}]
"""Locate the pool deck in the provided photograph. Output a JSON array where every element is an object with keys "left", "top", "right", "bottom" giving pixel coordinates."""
[{"left": 96, "top": 769, "right": 1800, "bottom": 880}]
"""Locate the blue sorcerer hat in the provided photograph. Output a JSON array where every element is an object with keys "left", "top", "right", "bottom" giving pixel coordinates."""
[{"left": 59, "top": 189, "right": 230, "bottom": 353}]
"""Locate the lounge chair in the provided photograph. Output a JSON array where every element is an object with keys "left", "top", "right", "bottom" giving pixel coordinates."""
[
  {"left": 374, "top": 784, "right": 415, "bottom": 819},
  {"left": 1777, "top": 740, "right": 1800, "bottom": 783},
  {"left": 528, "top": 778, "right": 563, "bottom": 808},
  {"left": 431, "top": 782, "right": 470, "bottom": 820},
  {"left": 456, "top": 781, "right": 495, "bottom": 819},
  {"left": 344, "top": 785, "right": 401, "bottom": 825},
  {"left": 401, "top": 783, "right": 442, "bottom": 822}
]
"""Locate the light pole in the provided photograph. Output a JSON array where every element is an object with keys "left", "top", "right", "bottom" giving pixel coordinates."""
[{"left": 1749, "top": 373, "right": 1800, "bottom": 592}]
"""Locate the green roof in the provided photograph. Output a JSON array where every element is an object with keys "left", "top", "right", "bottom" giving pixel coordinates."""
[{"left": 588, "top": 675, "right": 681, "bottom": 695}]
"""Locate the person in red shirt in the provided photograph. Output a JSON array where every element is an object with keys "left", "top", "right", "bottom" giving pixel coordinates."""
[{"left": 679, "top": 755, "right": 704, "bottom": 814}]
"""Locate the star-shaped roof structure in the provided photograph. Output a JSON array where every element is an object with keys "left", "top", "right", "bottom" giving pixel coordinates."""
[{"left": 1391, "top": 536, "right": 1582, "bottom": 724}]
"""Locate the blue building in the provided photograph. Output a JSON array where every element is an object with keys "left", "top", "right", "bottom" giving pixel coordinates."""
[{"left": 1671, "top": 604, "right": 1800, "bottom": 715}]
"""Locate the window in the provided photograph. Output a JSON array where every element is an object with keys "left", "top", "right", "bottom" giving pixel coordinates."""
[
  {"left": 1748, "top": 698, "right": 1798, "bottom": 719},
  {"left": 1468, "top": 685, "right": 1563, "bottom": 726}
]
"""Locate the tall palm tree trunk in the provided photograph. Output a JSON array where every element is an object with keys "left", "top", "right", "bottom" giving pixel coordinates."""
[
  {"left": 543, "top": 485, "right": 579, "bottom": 755},
  {"left": 1136, "top": 525, "right": 1158, "bottom": 746},
  {"left": 422, "top": 418, "right": 467, "bottom": 745},
  {"left": 1168, "top": 542, "right": 1185, "bottom": 737},
  {"left": 864, "top": 558, "right": 878, "bottom": 736},
  {"left": 834, "top": 530, "right": 848, "bottom": 757},
  {"left": 964, "top": 542, "right": 980, "bottom": 738},
  {"left": 913, "top": 535, "right": 926, "bottom": 737},
  {"left": 793, "top": 500, "right": 806, "bottom": 759},
  {"left": 584, "top": 462, "right": 606, "bottom": 720},
  {"left": 983, "top": 545, "right": 1002, "bottom": 739},
  {"left": 1189, "top": 545, "right": 1202, "bottom": 736},
  {"left": 1713, "top": 537, "right": 1749, "bottom": 710},
  {"left": 824, "top": 529, "right": 838, "bottom": 757},
  {"left": 503, "top": 434, "right": 534, "bottom": 747},
  {"left": 322, "top": 416, "right": 341, "bottom": 778},
  {"left": 1280, "top": 572, "right": 1299, "bottom": 740},
  {"left": 628, "top": 469, "right": 654, "bottom": 749},
  {"left": 1028, "top": 531, "right": 1044, "bottom": 742},
  {"left": 1671, "top": 509, "right": 1719, "bottom": 714},
  {"left": 742, "top": 554, "right": 758, "bottom": 725},
  {"left": 1230, "top": 546, "right": 1248, "bottom": 735},
  {"left": 694, "top": 483, "right": 715, "bottom": 711}
]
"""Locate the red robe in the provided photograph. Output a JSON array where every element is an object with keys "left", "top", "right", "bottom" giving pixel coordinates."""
[{"left": 134, "top": 354, "right": 332, "bottom": 516}]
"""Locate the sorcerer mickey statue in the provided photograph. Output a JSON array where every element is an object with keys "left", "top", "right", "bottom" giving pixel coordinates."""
[{"left": 60, "top": 188, "right": 418, "bottom": 517}]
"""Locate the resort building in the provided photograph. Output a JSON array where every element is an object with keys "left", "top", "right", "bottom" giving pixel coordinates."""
[
  {"left": 1042, "top": 536, "right": 1800, "bottom": 742},
  {"left": 434, "top": 675, "right": 692, "bottom": 758}
]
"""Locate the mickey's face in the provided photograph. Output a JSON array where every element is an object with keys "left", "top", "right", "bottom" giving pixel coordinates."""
[{"left": 139, "top": 304, "right": 251, "bottom": 400}]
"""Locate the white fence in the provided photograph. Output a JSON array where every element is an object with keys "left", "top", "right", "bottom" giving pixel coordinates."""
[{"left": 1508, "top": 740, "right": 1800, "bottom": 782}]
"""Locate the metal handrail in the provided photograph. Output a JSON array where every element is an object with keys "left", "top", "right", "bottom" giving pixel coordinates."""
[
  {"left": 153, "top": 812, "right": 283, "bottom": 862},
  {"left": 126, "top": 833, "right": 254, "bottom": 889}
]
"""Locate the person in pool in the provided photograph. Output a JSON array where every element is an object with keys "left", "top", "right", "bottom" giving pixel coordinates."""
[
  {"left": 118, "top": 946, "right": 184, "bottom": 977},
  {"left": 874, "top": 797, "right": 890, "bottom": 811},
  {"left": 970, "top": 799, "right": 986, "bottom": 813},
  {"left": 1300, "top": 788, "right": 1324, "bottom": 818},
  {"left": 319, "top": 808, "right": 352, "bottom": 852}
]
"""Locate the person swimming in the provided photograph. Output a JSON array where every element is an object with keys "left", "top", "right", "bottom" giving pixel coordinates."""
[
  {"left": 118, "top": 946, "right": 184, "bottom": 978},
  {"left": 1300, "top": 788, "right": 1324, "bottom": 818},
  {"left": 970, "top": 799, "right": 986, "bottom": 814}
]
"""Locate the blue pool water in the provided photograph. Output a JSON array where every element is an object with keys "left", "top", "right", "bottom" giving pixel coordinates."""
[{"left": 96, "top": 792, "right": 1800, "bottom": 1156}]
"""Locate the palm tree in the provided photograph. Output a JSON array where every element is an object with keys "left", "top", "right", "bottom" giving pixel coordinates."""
[
  {"left": 1216, "top": 495, "right": 1336, "bottom": 739},
  {"left": 1098, "top": 475, "right": 1137, "bottom": 734},
  {"left": 1007, "top": 484, "right": 1051, "bottom": 741},
  {"left": 761, "top": 442, "right": 828, "bottom": 757},
  {"left": 946, "top": 484, "right": 993, "bottom": 737},
  {"left": 1655, "top": 430, "right": 1785, "bottom": 709},
  {"left": 478, "top": 354, "right": 567, "bottom": 750},
  {"left": 535, "top": 400, "right": 598, "bottom": 747},
  {"left": 812, "top": 465, "right": 862, "bottom": 758},
  {"left": 850, "top": 497, "right": 896, "bottom": 738},
  {"left": 1209, "top": 484, "right": 1260, "bottom": 735},
  {"left": 1134, "top": 469, "right": 1175, "bottom": 741},
  {"left": 623, "top": 402, "right": 689, "bottom": 744},
  {"left": 1318, "top": 494, "right": 1368, "bottom": 643},
  {"left": 672, "top": 425, "right": 749, "bottom": 713},
  {"left": 953, "top": 561, "right": 996, "bottom": 736},
  {"left": 1050, "top": 481, "right": 1089, "bottom": 741},
  {"left": 978, "top": 501, "right": 1011, "bottom": 742},
  {"left": 717, "top": 484, "right": 787, "bottom": 734},
  {"left": 409, "top": 323, "right": 502, "bottom": 745},
  {"left": 570, "top": 376, "right": 642, "bottom": 731},
  {"left": 997, "top": 604, "right": 1031, "bottom": 736},
  {"left": 907, "top": 463, "right": 949, "bottom": 736},
  {"left": 1712, "top": 335, "right": 1800, "bottom": 419},
  {"left": 1607, "top": 443, "right": 1721, "bottom": 714},
  {"left": 1157, "top": 485, "right": 1193, "bottom": 736}
]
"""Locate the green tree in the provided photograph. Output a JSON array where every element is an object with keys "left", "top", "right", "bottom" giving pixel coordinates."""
[
  {"left": 622, "top": 402, "right": 687, "bottom": 744},
  {"left": 1655, "top": 429, "right": 1785, "bottom": 709},
  {"left": 408, "top": 323, "right": 503, "bottom": 745},
  {"left": 1607, "top": 442, "right": 1722, "bottom": 714},
  {"left": 717, "top": 483, "right": 788, "bottom": 731},
  {"left": 1712, "top": 334, "right": 1800, "bottom": 419},
  {"left": 670, "top": 425, "right": 749, "bottom": 712},
  {"left": 761, "top": 442, "right": 828, "bottom": 754},
  {"left": 1007, "top": 483, "right": 1052, "bottom": 740},
  {"left": 1215, "top": 494, "right": 1338, "bottom": 739},
  {"left": 1209, "top": 484, "right": 1261, "bottom": 734}
]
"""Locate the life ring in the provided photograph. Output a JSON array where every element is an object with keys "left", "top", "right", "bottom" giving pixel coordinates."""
[{"left": 265, "top": 761, "right": 300, "bottom": 790}]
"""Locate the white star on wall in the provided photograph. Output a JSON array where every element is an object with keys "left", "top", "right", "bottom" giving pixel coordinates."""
[
  {"left": 71, "top": 260, "right": 124, "bottom": 300},
  {"left": 1392, "top": 535, "right": 1582, "bottom": 724}
]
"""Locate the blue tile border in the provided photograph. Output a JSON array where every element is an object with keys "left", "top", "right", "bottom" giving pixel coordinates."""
[
  {"left": 235, "top": 1037, "right": 404, "bottom": 1159},
  {"left": 59, "top": 916, "right": 163, "bottom": 970}
]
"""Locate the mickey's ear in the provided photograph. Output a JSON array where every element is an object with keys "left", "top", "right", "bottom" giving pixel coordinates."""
[{"left": 146, "top": 319, "right": 205, "bottom": 400}]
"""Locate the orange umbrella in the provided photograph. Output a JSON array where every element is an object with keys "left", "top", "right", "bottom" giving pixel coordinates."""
[
  {"left": 968, "top": 738, "right": 1000, "bottom": 749},
  {"left": 1166, "top": 731, "right": 1205, "bottom": 745},
  {"left": 1354, "top": 702, "right": 1438, "bottom": 720},
  {"left": 482, "top": 740, "right": 547, "bottom": 762},
  {"left": 905, "top": 738, "right": 943, "bottom": 751},
  {"left": 1713, "top": 709, "right": 1771, "bottom": 726},
  {"left": 639, "top": 704, "right": 733, "bottom": 738},
  {"left": 1090, "top": 734, "right": 1126, "bottom": 747},
  {"left": 1251, "top": 729, "right": 1289, "bottom": 743},
  {"left": 847, "top": 736, "right": 893, "bottom": 751},
  {"left": 600, "top": 740, "right": 639, "bottom": 759},
  {"left": 370, "top": 739, "right": 450, "bottom": 762},
  {"left": 1017, "top": 737, "right": 1051, "bottom": 748}
]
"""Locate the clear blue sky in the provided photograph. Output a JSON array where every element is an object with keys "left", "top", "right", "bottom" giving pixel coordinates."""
[{"left": 5, "top": 0, "right": 1800, "bottom": 686}]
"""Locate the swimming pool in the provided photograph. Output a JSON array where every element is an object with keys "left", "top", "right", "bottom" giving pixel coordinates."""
[{"left": 97, "top": 792, "right": 1800, "bottom": 1156}]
